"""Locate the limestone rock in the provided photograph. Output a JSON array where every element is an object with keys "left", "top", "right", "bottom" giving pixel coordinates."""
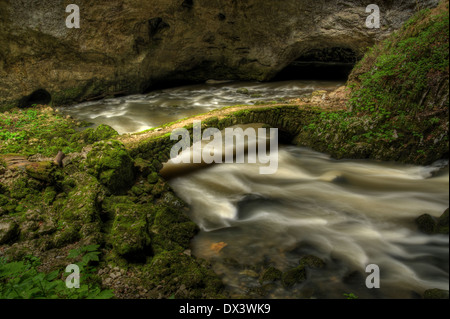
[
  {"left": 0, "top": 219, "right": 19, "bottom": 245},
  {"left": 0, "top": 0, "right": 439, "bottom": 109},
  {"left": 86, "top": 140, "right": 135, "bottom": 194}
]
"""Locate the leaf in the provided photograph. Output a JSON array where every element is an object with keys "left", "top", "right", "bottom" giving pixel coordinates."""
[{"left": 91, "top": 289, "right": 115, "bottom": 300}]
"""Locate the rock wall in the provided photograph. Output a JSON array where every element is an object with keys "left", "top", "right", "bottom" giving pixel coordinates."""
[{"left": 0, "top": 0, "right": 440, "bottom": 109}]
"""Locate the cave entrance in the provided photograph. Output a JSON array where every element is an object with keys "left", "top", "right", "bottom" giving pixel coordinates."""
[
  {"left": 273, "top": 47, "right": 358, "bottom": 81},
  {"left": 18, "top": 89, "right": 52, "bottom": 108}
]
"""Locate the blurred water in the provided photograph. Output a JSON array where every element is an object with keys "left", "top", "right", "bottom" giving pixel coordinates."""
[
  {"left": 57, "top": 80, "right": 342, "bottom": 134},
  {"left": 166, "top": 146, "right": 449, "bottom": 299}
]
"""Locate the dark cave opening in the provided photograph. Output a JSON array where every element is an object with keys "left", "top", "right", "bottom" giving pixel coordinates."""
[
  {"left": 18, "top": 89, "right": 52, "bottom": 108},
  {"left": 273, "top": 47, "right": 359, "bottom": 81}
]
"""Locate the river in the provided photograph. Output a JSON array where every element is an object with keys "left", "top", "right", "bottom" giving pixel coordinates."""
[
  {"left": 57, "top": 80, "right": 343, "bottom": 134},
  {"left": 58, "top": 80, "right": 449, "bottom": 299}
]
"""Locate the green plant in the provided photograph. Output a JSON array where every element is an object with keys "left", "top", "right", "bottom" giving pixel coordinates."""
[
  {"left": 0, "top": 245, "right": 114, "bottom": 299},
  {"left": 344, "top": 293, "right": 359, "bottom": 299}
]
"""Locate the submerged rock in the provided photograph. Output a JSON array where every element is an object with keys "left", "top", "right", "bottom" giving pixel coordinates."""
[
  {"left": 259, "top": 267, "right": 282, "bottom": 284},
  {"left": 281, "top": 265, "right": 306, "bottom": 288},
  {"left": 299, "top": 255, "right": 325, "bottom": 269},
  {"left": 416, "top": 208, "right": 449, "bottom": 235}
]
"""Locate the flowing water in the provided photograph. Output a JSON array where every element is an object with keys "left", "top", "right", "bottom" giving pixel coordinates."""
[
  {"left": 57, "top": 80, "right": 343, "bottom": 134},
  {"left": 59, "top": 80, "right": 449, "bottom": 299},
  {"left": 166, "top": 147, "right": 449, "bottom": 299}
]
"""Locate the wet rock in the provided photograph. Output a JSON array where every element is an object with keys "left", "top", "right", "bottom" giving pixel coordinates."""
[
  {"left": 281, "top": 265, "right": 306, "bottom": 288},
  {"left": 237, "top": 88, "right": 250, "bottom": 95},
  {"left": 259, "top": 266, "right": 282, "bottom": 284},
  {"left": 416, "top": 214, "right": 437, "bottom": 234},
  {"left": 424, "top": 289, "right": 449, "bottom": 299},
  {"left": 299, "top": 255, "right": 325, "bottom": 269},
  {"left": 416, "top": 209, "right": 449, "bottom": 235},
  {"left": 436, "top": 208, "right": 449, "bottom": 235}
]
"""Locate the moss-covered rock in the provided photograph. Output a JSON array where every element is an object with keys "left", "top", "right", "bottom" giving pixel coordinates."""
[
  {"left": 51, "top": 225, "right": 80, "bottom": 248},
  {"left": 424, "top": 288, "right": 449, "bottom": 299},
  {"left": 109, "top": 199, "right": 151, "bottom": 258},
  {"left": 25, "top": 161, "right": 59, "bottom": 183},
  {"left": 259, "top": 266, "right": 282, "bottom": 284},
  {"left": 134, "top": 158, "right": 153, "bottom": 178},
  {"left": 416, "top": 209, "right": 449, "bottom": 235},
  {"left": 281, "top": 265, "right": 306, "bottom": 288},
  {"left": 299, "top": 255, "right": 325, "bottom": 269},
  {"left": 416, "top": 214, "right": 437, "bottom": 234},
  {"left": 71, "top": 124, "right": 118, "bottom": 145},
  {"left": 150, "top": 205, "right": 198, "bottom": 254},
  {"left": 436, "top": 208, "right": 449, "bottom": 234},
  {"left": 58, "top": 173, "right": 103, "bottom": 224},
  {"left": 147, "top": 172, "right": 159, "bottom": 184},
  {"left": 86, "top": 140, "right": 135, "bottom": 194},
  {"left": 0, "top": 194, "right": 16, "bottom": 216},
  {"left": 146, "top": 250, "right": 224, "bottom": 298}
]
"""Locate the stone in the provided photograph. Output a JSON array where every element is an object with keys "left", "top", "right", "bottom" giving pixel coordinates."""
[
  {"left": 299, "top": 255, "right": 325, "bottom": 269},
  {"left": 424, "top": 289, "right": 449, "bottom": 299},
  {"left": 86, "top": 140, "right": 135, "bottom": 194},
  {"left": 0, "top": 0, "right": 439, "bottom": 110},
  {"left": 25, "top": 161, "right": 58, "bottom": 183},
  {"left": 436, "top": 208, "right": 449, "bottom": 235},
  {"left": 415, "top": 214, "right": 437, "bottom": 235},
  {"left": 259, "top": 267, "right": 282, "bottom": 284},
  {"left": 0, "top": 220, "right": 19, "bottom": 245},
  {"left": 281, "top": 265, "right": 306, "bottom": 288},
  {"left": 416, "top": 209, "right": 449, "bottom": 235}
]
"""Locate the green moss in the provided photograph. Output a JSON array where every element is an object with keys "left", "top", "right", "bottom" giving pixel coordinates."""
[
  {"left": 109, "top": 200, "right": 151, "bottom": 258},
  {"left": 150, "top": 205, "right": 198, "bottom": 254},
  {"left": 147, "top": 172, "right": 159, "bottom": 184},
  {"left": 423, "top": 288, "right": 449, "bottom": 299},
  {"left": 9, "top": 177, "right": 38, "bottom": 200},
  {"left": 146, "top": 250, "right": 223, "bottom": 298},
  {"left": 86, "top": 140, "right": 135, "bottom": 194},
  {"left": 25, "top": 161, "right": 59, "bottom": 183},
  {"left": 281, "top": 265, "right": 306, "bottom": 288},
  {"left": 57, "top": 173, "right": 103, "bottom": 224},
  {"left": 299, "top": 255, "right": 325, "bottom": 269},
  {"left": 348, "top": 3, "right": 449, "bottom": 114},
  {"left": 70, "top": 124, "right": 118, "bottom": 145},
  {"left": 259, "top": 267, "right": 282, "bottom": 284}
]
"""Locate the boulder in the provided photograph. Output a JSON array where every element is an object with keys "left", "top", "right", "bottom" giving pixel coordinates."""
[
  {"left": 0, "top": 219, "right": 19, "bottom": 245},
  {"left": 416, "top": 209, "right": 449, "bottom": 235},
  {"left": 25, "top": 161, "right": 58, "bottom": 183},
  {"left": 86, "top": 140, "right": 135, "bottom": 194}
]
